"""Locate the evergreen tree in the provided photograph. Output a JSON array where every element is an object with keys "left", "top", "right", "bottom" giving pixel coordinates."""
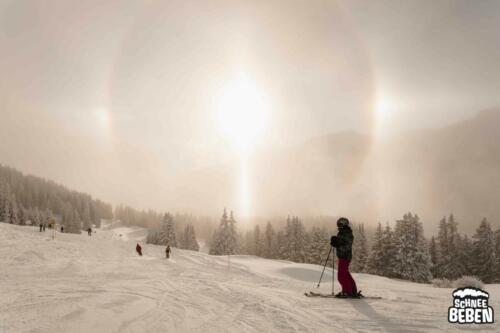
[
  {"left": 33, "top": 208, "right": 41, "bottom": 227},
  {"left": 366, "top": 223, "right": 385, "bottom": 276},
  {"left": 392, "top": 213, "right": 432, "bottom": 282},
  {"left": 163, "top": 213, "right": 177, "bottom": 247},
  {"left": 253, "top": 225, "right": 263, "bottom": 257},
  {"left": 281, "top": 216, "right": 292, "bottom": 261},
  {"left": 459, "top": 234, "right": 474, "bottom": 274},
  {"left": 287, "top": 216, "right": 307, "bottom": 263},
  {"left": 0, "top": 180, "right": 9, "bottom": 222},
  {"left": 351, "top": 224, "right": 368, "bottom": 272},
  {"left": 494, "top": 228, "right": 500, "bottom": 282},
  {"left": 6, "top": 193, "right": 18, "bottom": 224},
  {"left": 17, "top": 205, "right": 26, "bottom": 225},
  {"left": 471, "top": 218, "right": 496, "bottom": 283},
  {"left": 380, "top": 223, "right": 397, "bottom": 277},
  {"left": 81, "top": 201, "right": 91, "bottom": 230},
  {"left": 180, "top": 224, "right": 199, "bottom": 251},
  {"left": 263, "top": 221, "right": 277, "bottom": 259},
  {"left": 435, "top": 217, "right": 448, "bottom": 278},
  {"left": 276, "top": 230, "right": 287, "bottom": 259},
  {"left": 209, "top": 209, "right": 239, "bottom": 255},
  {"left": 306, "top": 226, "right": 331, "bottom": 265},
  {"left": 437, "top": 215, "right": 465, "bottom": 279},
  {"left": 429, "top": 236, "right": 438, "bottom": 278}
]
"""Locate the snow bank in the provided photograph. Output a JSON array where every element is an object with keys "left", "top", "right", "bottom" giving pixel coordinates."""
[{"left": 1, "top": 222, "right": 499, "bottom": 333}]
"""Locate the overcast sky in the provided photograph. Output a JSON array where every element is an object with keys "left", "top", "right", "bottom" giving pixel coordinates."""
[{"left": 1, "top": 0, "right": 500, "bottom": 213}]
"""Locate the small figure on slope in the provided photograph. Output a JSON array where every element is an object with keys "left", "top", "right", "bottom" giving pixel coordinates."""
[
  {"left": 39, "top": 223, "right": 43, "bottom": 232},
  {"left": 87, "top": 227, "right": 92, "bottom": 236},
  {"left": 165, "top": 245, "right": 171, "bottom": 259},
  {"left": 136, "top": 243, "right": 142, "bottom": 256},
  {"left": 331, "top": 217, "right": 359, "bottom": 298}
]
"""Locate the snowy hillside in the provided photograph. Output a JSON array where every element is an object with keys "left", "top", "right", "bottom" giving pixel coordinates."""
[{"left": 0, "top": 223, "right": 498, "bottom": 333}]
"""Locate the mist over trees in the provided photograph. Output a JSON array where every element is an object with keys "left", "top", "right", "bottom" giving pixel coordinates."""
[
  {"left": 2, "top": 164, "right": 499, "bottom": 284},
  {"left": 146, "top": 213, "right": 177, "bottom": 247},
  {"left": 208, "top": 211, "right": 500, "bottom": 284},
  {"left": 115, "top": 204, "right": 215, "bottom": 241},
  {"left": 0, "top": 165, "right": 112, "bottom": 233}
]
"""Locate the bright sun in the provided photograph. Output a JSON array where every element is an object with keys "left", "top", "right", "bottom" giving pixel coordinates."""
[{"left": 216, "top": 76, "right": 269, "bottom": 156}]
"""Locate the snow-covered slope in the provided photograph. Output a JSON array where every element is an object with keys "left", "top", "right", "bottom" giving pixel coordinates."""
[{"left": 0, "top": 223, "right": 498, "bottom": 333}]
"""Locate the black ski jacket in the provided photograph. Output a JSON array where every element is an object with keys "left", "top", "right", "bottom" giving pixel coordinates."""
[{"left": 330, "top": 226, "right": 353, "bottom": 260}]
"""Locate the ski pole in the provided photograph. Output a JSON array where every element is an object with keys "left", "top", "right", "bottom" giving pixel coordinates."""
[
  {"left": 332, "top": 247, "right": 335, "bottom": 295},
  {"left": 316, "top": 246, "right": 333, "bottom": 288}
]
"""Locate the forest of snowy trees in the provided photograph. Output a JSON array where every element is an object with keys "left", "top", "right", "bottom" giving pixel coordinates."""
[
  {"left": 2, "top": 164, "right": 499, "bottom": 284},
  {"left": 208, "top": 211, "right": 500, "bottom": 284},
  {"left": 0, "top": 165, "right": 113, "bottom": 233},
  {"left": 115, "top": 204, "right": 215, "bottom": 241},
  {"left": 146, "top": 213, "right": 200, "bottom": 251}
]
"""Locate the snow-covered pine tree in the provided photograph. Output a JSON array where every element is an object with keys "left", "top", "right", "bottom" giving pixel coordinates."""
[
  {"left": 149, "top": 213, "right": 178, "bottom": 247},
  {"left": 276, "top": 230, "right": 287, "bottom": 260},
  {"left": 392, "top": 213, "right": 432, "bottom": 282},
  {"left": 0, "top": 180, "right": 9, "bottom": 223},
  {"left": 366, "top": 222, "right": 384, "bottom": 276},
  {"left": 180, "top": 224, "right": 199, "bottom": 251},
  {"left": 208, "top": 230, "right": 219, "bottom": 255},
  {"left": 263, "top": 221, "right": 277, "bottom": 259},
  {"left": 163, "top": 213, "right": 177, "bottom": 247},
  {"left": 242, "top": 230, "right": 255, "bottom": 255},
  {"left": 33, "top": 207, "right": 41, "bottom": 227},
  {"left": 380, "top": 223, "right": 397, "bottom": 277},
  {"left": 351, "top": 224, "right": 368, "bottom": 272},
  {"left": 306, "top": 226, "right": 330, "bottom": 265},
  {"left": 208, "top": 209, "right": 239, "bottom": 255},
  {"left": 429, "top": 236, "right": 438, "bottom": 278},
  {"left": 286, "top": 217, "right": 307, "bottom": 263},
  {"left": 459, "top": 234, "right": 474, "bottom": 275},
  {"left": 435, "top": 217, "right": 448, "bottom": 278},
  {"left": 81, "top": 201, "right": 91, "bottom": 230},
  {"left": 437, "top": 215, "right": 465, "bottom": 279},
  {"left": 281, "top": 216, "right": 293, "bottom": 261},
  {"left": 495, "top": 228, "right": 500, "bottom": 282},
  {"left": 146, "top": 214, "right": 172, "bottom": 245},
  {"left": 227, "top": 210, "right": 239, "bottom": 254},
  {"left": 17, "top": 204, "right": 26, "bottom": 225},
  {"left": 471, "top": 218, "right": 496, "bottom": 283},
  {"left": 253, "top": 225, "right": 262, "bottom": 257},
  {"left": 6, "top": 192, "right": 18, "bottom": 224}
]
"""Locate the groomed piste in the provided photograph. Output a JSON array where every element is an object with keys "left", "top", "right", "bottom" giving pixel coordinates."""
[{"left": 0, "top": 222, "right": 498, "bottom": 333}]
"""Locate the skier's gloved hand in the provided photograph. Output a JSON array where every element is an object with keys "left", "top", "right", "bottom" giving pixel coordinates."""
[{"left": 330, "top": 236, "right": 338, "bottom": 247}]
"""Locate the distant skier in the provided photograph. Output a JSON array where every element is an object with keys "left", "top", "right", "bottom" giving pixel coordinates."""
[
  {"left": 87, "top": 227, "right": 92, "bottom": 236},
  {"left": 60, "top": 226, "right": 64, "bottom": 233},
  {"left": 330, "top": 217, "right": 358, "bottom": 298},
  {"left": 165, "top": 245, "right": 171, "bottom": 259},
  {"left": 39, "top": 223, "right": 43, "bottom": 232},
  {"left": 43, "top": 224, "right": 46, "bottom": 232},
  {"left": 136, "top": 243, "right": 142, "bottom": 256}
]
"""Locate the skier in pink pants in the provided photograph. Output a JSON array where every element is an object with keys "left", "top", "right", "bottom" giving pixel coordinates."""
[{"left": 331, "top": 217, "right": 359, "bottom": 298}]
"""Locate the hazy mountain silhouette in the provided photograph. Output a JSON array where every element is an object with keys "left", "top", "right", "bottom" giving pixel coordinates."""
[{"left": 171, "top": 109, "right": 500, "bottom": 233}]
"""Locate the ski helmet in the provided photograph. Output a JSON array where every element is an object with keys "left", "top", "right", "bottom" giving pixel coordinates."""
[{"left": 337, "top": 217, "right": 349, "bottom": 228}]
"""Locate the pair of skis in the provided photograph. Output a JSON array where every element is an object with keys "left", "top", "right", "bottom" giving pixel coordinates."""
[{"left": 304, "top": 291, "right": 382, "bottom": 300}]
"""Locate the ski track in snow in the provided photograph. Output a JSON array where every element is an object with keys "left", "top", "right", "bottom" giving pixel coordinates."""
[{"left": 0, "top": 223, "right": 499, "bottom": 333}]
